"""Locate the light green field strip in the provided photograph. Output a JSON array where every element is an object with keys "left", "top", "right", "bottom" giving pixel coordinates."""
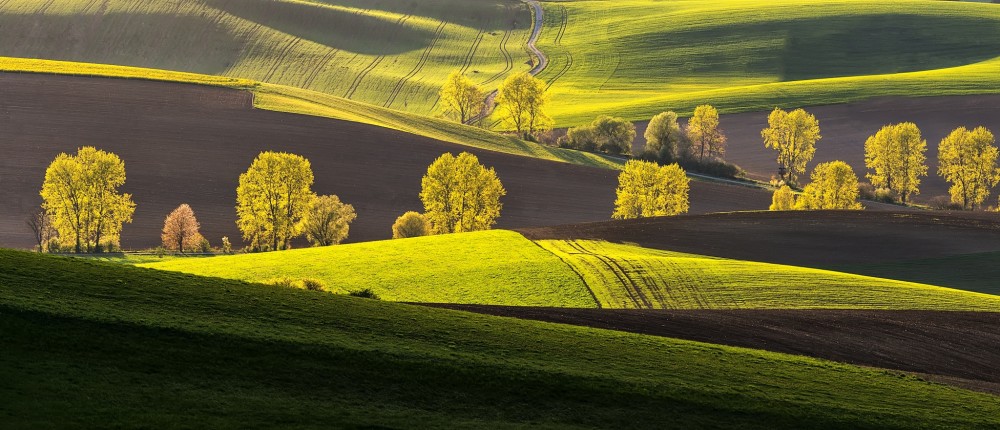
[
  {"left": 537, "top": 0, "right": 1000, "bottom": 126},
  {"left": 0, "top": 56, "right": 619, "bottom": 169},
  {"left": 140, "top": 230, "right": 598, "bottom": 307},
  {"left": 0, "top": 0, "right": 532, "bottom": 116},
  {"left": 536, "top": 239, "right": 1000, "bottom": 311}
]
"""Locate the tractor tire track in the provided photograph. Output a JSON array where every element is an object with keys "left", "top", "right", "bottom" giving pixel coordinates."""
[
  {"left": 459, "top": 28, "right": 486, "bottom": 75},
  {"left": 301, "top": 48, "right": 340, "bottom": 90},
  {"left": 545, "top": 6, "right": 572, "bottom": 90},
  {"left": 383, "top": 20, "right": 448, "bottom": 109},
  {"left": 479, "top": 20, "right": 514, "bottom": 87},
  {"left": 344, "top": 14, "right": 412, "bottom": 100},
  {"left": 262, "top": 37, "right": 302, "bottom": 83}
]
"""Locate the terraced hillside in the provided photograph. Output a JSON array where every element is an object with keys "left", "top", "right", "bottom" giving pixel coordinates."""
[
  {"left": 0, "top": 0, "right": 533, "bottom": 115},
  {"left": 142, "top": 229, "right": 1000, "bottom": 311},
  {"left": 537, "top": 0, "right": 1000, "bottom": 125},
  {"left": 7, "top": 250, "right": 1000, "bottom": 428}
]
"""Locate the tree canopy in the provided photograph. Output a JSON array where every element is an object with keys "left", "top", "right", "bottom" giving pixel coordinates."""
[
  {"left": 937, "top": 126, "right": 1000, "bottom": 210},
  {"left": 236, "top": 151, "right": 316, "bottom": 252},
  {"left": 613, "top": 160, "right": 690, "bottom": 219},
  {"left": 161, "top": 204, "right": 204, "bottom": 253},
  {"left": 496, "top": 72, "right": 551, "bottom": 136},
  {"left": 687, "top": 105, "right": 726, "bottom": 163},
  {"left": 40, "top": 146, "right": 135, "bottom": 253},
  {"left": 439, "top": 71, "right": 485, "bottom": 124},
  {"left": 769, "top": 185, "right": 796, "bottom": 211},
  {"left": 561, "top": 115, "right": 636, "bottom": 155},
  {"left": 392, "top": 211, "right": 431, "bottom": 239},
  {"left": 420, "top": 152, "right": 506, "bottom": 234},
  {"left": 644, "top": 111, "right": 684, "bottom": 161},
  {"left": 864, "top": 122, "right": 927, "bottom": 204},
  {"left": 797, "top": 161, "right": 863, "bottom": 210},
  {"left": 761, "top": 108, "right": 820, "bottom": 185}
]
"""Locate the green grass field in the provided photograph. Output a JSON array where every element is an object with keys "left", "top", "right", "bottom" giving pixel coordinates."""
[
  {"left": 4, "top": 249, "right": 1000, "bottom": 428},
  {"left": 537, "top": 240, "right": 1000, "bottom": 310},
  {"left": 141, "top": 230, "right": 598, "bottom": 307},
  {"left": 141, "top": 232, "right": 1000, "bottom": 311},
  {"left": 0, "top": 0, "right": 534, "bottom": 116},
  {"left": 537, "top": 0, "right": 1000, "bottom": 125},
  {"left": 832, "top": 251, "right": 1000, "bottom": 297}
]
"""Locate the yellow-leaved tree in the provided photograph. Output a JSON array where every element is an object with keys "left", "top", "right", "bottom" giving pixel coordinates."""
[
  {"left": 761, "top": 108, "right": 820, "bottom": 186},
  {"left": 40, "top": 147, "right": 135, "bottom": 253},
  {"left": 495, "top": 72, "right": 551, "bottom": 137},
  {"left": 392, "top": 211, "right": 431, "bottom": 239},
  {"left": 440, "top": 70, "right": 485, "bottom": 124},
  {"left": 864, "top": 122, "right": 927, "bottom": 204},
  {"left": 769, "top": 185, "right": 797, "bottom": 211},
  {"left": 797, "top": 161, "right": 863, "bottom": 210},
  {"left": 236, "top": 151, "right": 316, "bottom": 252},
  {"left": 612, "top": 160, "right": 690, "bottom": 219},
  {"left": 420, "top": 152, "right": 506, "bottom": 234},
  {"left": 938, "top": 126, "right": 1000, "bottom": 210},
  {"left": 302, "top": 194, "right": 356, "bottom": 247},
  {"left": 686, "top": 105, "right": 726, "bottom": 163},
  {"left": 644, "top": 111, "right": 684, "bottom": 161}
]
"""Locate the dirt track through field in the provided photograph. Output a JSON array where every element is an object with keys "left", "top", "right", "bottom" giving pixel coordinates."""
[
  {"left": 423, "top": 304, "right": 1000, "bottom": 395},
  {"left": 520, "top": 210, "right": 1000, "bottom": 266},
  {"left": 0, "top": 73, "right": 771, "bottom": 249},
  {"left": 631, "top": 96, "right": 1000, "bottom": 201}
]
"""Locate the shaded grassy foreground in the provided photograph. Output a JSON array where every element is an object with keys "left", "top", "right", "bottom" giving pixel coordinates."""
[
  {"left": 538, "top": 240, "right": 1000, "bottom": 310},
  {"left": 538, "top": 0, "right": 1000, "bottom": 125},
  {"left": 3, "top": 249, "right": 1000, "bottom": 428}
]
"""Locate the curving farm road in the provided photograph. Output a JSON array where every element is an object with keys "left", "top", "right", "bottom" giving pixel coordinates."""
[{"left": 468, "top": 0, "right": 548, "bottom": 124}]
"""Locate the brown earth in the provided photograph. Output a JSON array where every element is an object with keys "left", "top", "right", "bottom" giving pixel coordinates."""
[
  {"left": 422, "top": 304, "right": 1000, "bottom": 395},
  {"left": 0, "top": 73, "right": 773, "bottom": 250},
  {"left": 632, "top": 95, "right": 1000, "bottom": 201},
  {"left": 519, "top": 210, "right": 1000, "bottom": 266}
]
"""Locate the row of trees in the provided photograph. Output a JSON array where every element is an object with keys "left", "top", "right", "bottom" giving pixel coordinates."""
[{"left": 440, "top": 70, "right": 551, "bottom": 137}]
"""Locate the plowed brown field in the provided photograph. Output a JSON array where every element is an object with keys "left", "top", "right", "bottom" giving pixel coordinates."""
[{"left": 0, "top": 73, "right": 774, "bottom": 249}]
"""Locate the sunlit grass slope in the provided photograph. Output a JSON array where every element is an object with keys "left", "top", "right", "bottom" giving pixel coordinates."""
[
  {"left": 141, "top": 230, "right": 598, "bottom": 307},
  {"left": 536, "top": 240, "right": 1000, "bottom": 311},
  {"left": 538, "top": 0, "right": 1000, "bottom": 125},
  {"left": 5, "top": 250, "right": 1000, "bottom": 428},
  {"left": 143, "top": 230, "right": 1000, "bottom": 311},
  {"left": 0, "top": 57, "right": 619, "bottom": 169},
  {"left": 0, "top": 0, "right": 533, "bottom": 116}
]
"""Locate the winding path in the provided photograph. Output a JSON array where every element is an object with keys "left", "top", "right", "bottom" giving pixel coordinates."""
[{"left": 467, "top": 0, "right": 548, "bottom": 125}]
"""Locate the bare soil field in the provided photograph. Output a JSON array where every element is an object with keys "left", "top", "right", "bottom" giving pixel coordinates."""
[
  {"left": 0, "top": 73, "right": 771, "bottom": 249},
  {"left": 633, "top": 95, "right": 1000, "bottom": 201},
  {"left": 519, "top": 210, "right": 1000, "bottom": 266},
  {"left": 424, "top": 304, "right": 1000, "bottom": 395}
]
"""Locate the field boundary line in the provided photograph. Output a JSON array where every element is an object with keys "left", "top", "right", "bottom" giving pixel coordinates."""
[{"left": 528, "top": 239, "right": 602, "bottom": 308}]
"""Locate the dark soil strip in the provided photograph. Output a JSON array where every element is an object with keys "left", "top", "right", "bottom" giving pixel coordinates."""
[{"left": 420, "top": 304, "right": 1000, "bottom": 395}]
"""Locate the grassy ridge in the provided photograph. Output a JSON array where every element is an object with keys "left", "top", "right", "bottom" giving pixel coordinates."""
[
  {"left": 535, "top": 239, "right": 1000, "bottom": 311},
  {"left": 142, "top": 231, "right": 1000, "bottom": 311},
  {"left": 141, "top": 230, "right": 598, "bottom": 307},
  {"left": 4, "top": 249, "right": 1000, "bottom": 428},
  {"left": 538, "top": 0, "right": 1000, "bottom": 125},
  {"left": 0, "top": 0, "right": 532, "bottom": 115},
  {"left": 0, "top": 57, "right": 619, "bottom": 169}
]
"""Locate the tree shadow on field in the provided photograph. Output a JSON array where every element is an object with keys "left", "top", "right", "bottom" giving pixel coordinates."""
[
  {"left": 204, "top": 0, "right": 436, "bottom": 55},
  {"left": 0, "top": 13, "right": 241, "bottom": 75}
]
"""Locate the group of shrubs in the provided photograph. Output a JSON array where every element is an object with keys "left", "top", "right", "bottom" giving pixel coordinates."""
[{"left": 265, "top": 277, "right": 381, "bottom": 299}]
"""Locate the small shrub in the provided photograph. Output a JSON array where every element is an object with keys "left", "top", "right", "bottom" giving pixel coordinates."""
[
  {"left": 301, "top": 278, "right": 327, "bottom": 292},
  {"left": 874, "top": 188, "right": 897, "bottom": 204},
  {"left": 46, "top": 238, "right": 61, "bottom": 254},
  {"left": 198, "top": 237, "right": 212, "bottom": 253},
  {"left": 349, "top": 288, "right": 380, "bottom": 300},
  {"left": 929, "top": 195, "right": 964, "bottom": 210},
  {"left": 678, "top": 157, "right": 744, "bottom": 179},
  {"left": 221, "top": 236, "right": 233, "bottom": 254},
  {"left": 154, "top": 246, "right": 166, "bottom": 258},
  {"left": 857, "top": 182, "right": 876, "bottom": 200}
]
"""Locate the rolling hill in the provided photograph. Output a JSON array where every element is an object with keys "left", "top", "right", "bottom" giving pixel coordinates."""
[
  {"left": 0, "top": 72, "right": 773, "bottom": 250},
  {"left": 4, "top": 249, "right": 1000, "bottom": 428},
  {"left": 537, "top": 0, "right": 1000, "bottom": 126},
  {"left": 0, "top": 0, "right": 534, "bottom": 116}
]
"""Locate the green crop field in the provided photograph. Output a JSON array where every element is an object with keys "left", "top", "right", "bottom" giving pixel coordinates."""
[
  {"left": 0, "top": 0, "right": 534, "bottom": 116},
  {"left": 538, "top": 240, "right": 1000, "bottom": 310},
  {"left": 4, "top": 249, "right": 1000, "bottom": 428},
  {"left": 141, "top": 231, "right": 1000, "bottom": 311},
  {"left": 832, "top": 251, "right": 1000, "bottom": 297},
  {"left": 537, "top": 0, "right": 1000, "bottom": 125},
  {"left": 140, "top": 230, "right": 598, "bottom": 307}
]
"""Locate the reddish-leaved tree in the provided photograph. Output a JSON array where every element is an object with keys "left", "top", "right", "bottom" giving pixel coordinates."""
[{"left": 161, "top": 204, "right": 203, "bottom": 253}]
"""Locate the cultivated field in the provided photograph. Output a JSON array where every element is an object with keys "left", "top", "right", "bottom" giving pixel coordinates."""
[
  {"left": 0, "top": 0, "right": 533, "bottom": 115},
  {"left": 426, "top": 305, "right": 1000, "bottom": 395},
  {"left": 5, "top": 249, "right": 1000, "bottom": 428},
  {"left": 537, "top": 0, "right": 1000, "bottom": 126},
  {"left": 0, "top": 73, "right": 773, "bottom": 249}
]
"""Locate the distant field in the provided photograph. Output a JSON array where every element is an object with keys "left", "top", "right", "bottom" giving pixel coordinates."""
[
  {"left": 141, "top": 231, "right": 597, "bottom": 307},
  {"left": 142, "top": 230, "right": 1000, "bottom": 311},
  {"left": 537, "top": 0, "right": 1000, "bottom": 125},
  {"left": 5, "top": 249, "right": 1000, "bottom": 427},
  {"left": 537, "top": 239, "right": 1000, "bottom": 311},
  {"left": 0, "top": 0, "right": 533, "bottom": 116},
  {"left": 833, "top": 251, "right": 1000, "bottom": 296}
]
